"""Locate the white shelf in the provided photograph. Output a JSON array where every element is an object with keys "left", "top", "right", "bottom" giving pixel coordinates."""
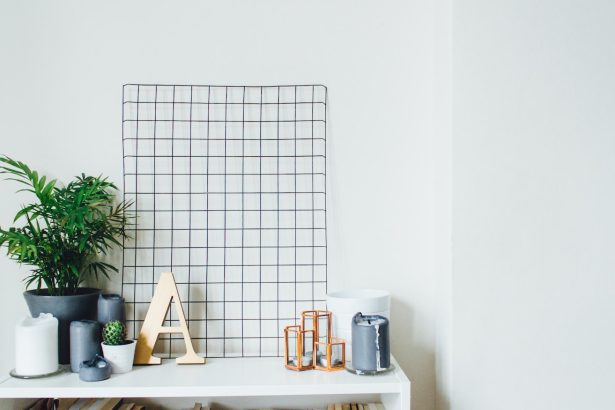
[{"left": 0, "top": 356, "right": 410, "bottom": 409}]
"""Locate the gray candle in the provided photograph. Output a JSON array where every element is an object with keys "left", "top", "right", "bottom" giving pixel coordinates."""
[
  {"left": 351, "top": 312, "right": 390, "bottom": 373},
  {"left": 97, "top": 294, "right": 126, "bottom": 325},
  {"left": 70, "top": 320, "right": 102, "bottom": 373}
]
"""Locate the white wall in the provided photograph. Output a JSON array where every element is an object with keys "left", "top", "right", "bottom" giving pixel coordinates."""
[
  {"left": 432, "top": 0, "right": 452, "bottom": 408},
  {"left": 452, "top": 1, "right": 615, "bottom": 409},
  {"left": 8, "top": 1, "right": 612, "bottom": 409},
  {"left": 0, "top": 1, "right": 440, "bottom": 409}
]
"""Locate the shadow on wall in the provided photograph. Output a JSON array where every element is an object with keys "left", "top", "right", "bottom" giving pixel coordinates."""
[{"left": 390, "top": 296, "right": 437, "bottom": 410}]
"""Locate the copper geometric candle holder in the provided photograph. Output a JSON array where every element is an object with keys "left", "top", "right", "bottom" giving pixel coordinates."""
[{"left": 283, "top": 310, "right": 345, "bottom": 372}]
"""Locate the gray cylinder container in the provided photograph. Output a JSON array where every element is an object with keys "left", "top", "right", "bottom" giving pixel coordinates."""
[{"left": 70, "top": 320, "right": 102, "bottom": 373}]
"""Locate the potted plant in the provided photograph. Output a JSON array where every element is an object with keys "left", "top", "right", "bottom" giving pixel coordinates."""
[
  {"left": 101, "top": 320, "right": 135, "bottom": 374},
  {"left": 0, "top": 156, "right": 132, "bottom": 364}
]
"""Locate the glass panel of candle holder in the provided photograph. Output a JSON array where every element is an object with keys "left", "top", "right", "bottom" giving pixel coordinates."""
[
  {"left": 314, "top": 337, "right": 345, "bottom": 371},
  {"left": 284, "top": 326, "right": 301, "bottom": 367},
  {"left": 301, "top": 311, "right": 316, "bottom": 341},
  {"left": 318, "top": 312, "right": 331, "bottom": 344},
  {"left": 302, "top": 329, "right": 314, "bottom": 361},
  {"left": 330, "top": 337, "right": 345, "bottom": 369},
  {"left": 301, "top": 310, "right": 331, "bottom": 344}
]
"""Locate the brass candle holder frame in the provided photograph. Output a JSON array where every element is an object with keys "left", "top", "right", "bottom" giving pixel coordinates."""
[
  {"left": 283, "top": 310, "right": 346, "bottom": 372},
  {"left": 315, "top": 336, "right": 346, "bottom": 371},
  {"left": 301, "top": 310, "right": 332, "bottom": 344},
  {"left": 284, "top": 325, "right": 315, "bottom": 371}
]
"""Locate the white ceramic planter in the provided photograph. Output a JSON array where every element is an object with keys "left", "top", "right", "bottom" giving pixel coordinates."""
[
  {"left": 101, "top": 340, "right": 136, "bottom": 374},
  {"left": 326, "top": 289, "right": 391, "bottom": 357}
]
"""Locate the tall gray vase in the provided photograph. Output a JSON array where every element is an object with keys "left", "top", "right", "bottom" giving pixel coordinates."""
[
  {"left": 23, "top": 288, "right": 101, "bottom": 365},
  {"left": 97, "top": 294, "right": 126, "bottom": 325}
]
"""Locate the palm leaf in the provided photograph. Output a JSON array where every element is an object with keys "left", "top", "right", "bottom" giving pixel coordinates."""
[{"left": 0, "top": 156, "right": 132, "bottom": 295}]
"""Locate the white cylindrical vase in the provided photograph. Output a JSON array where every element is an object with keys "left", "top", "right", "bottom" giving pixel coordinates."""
[
  {"left": 15, "top": 313, "right": 59, "bottom": 376},
  {"left": 326, "top": 289, "right": 390, "bottom": 357}
]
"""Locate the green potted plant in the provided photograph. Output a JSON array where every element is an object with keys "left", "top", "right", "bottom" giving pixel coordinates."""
[
  {"left": 0, "top": 156, "right": 132, "bottom": 364},
  {"left": 101, "top": 320, "right": 135, "bottom": 373}
]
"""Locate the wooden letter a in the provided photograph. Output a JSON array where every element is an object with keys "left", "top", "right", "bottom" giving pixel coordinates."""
[{"left": 134, "top": 272, "right": 205, "bottom": 365}]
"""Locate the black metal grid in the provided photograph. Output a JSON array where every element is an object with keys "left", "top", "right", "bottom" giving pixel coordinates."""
[{"left": 121, "top": 84, "right": 328, "bottom": 358}]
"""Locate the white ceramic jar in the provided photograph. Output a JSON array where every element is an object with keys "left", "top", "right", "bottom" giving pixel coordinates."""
[{"left": 15, "top": 314, "right": 59, "bottom": 376}]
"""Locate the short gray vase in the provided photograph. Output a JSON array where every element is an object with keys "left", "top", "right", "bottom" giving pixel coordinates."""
[{"left": 79, "top": 355, "right": 111, "bottom": 382}]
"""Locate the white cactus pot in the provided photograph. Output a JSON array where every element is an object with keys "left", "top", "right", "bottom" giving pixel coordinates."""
[{"left": 101, "top": 340, "right": 136, "bottom": 374}]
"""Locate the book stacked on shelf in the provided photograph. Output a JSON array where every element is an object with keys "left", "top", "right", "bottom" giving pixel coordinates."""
[
  {"left": 26, "top": 398, "right": 147, "bottom": 410},
  {"left": 24, "top": 399, "right": 383, "bottom": 410},
  {"left": 326, "top": 403, "right": 385, "bottom": 410}
]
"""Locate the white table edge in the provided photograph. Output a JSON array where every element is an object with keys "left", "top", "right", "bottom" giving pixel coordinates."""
[{"left": 0, "top": 356, "right": 410, "bottom": 400}]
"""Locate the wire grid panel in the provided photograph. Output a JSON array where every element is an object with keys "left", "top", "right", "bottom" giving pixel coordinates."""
[{"left": 121, "top": 84, "right": 328, "bottom": 358}]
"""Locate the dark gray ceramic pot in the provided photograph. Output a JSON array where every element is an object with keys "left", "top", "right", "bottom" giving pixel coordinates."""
[{"left": 23, "top": 288, "right": 101, "bottom": 364}]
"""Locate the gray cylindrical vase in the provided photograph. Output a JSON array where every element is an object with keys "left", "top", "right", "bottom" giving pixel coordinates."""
[
  {"left": 97, "top": 294, "right": 126, "bottom": 325},
  {"left": 351, "top": 312, "right": 391, "bottom": 373},
  {"left": 70, "top": 320, "right": 102, "bottom": 373}
]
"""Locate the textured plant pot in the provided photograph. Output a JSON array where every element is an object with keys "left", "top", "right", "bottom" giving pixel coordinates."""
[
  {"left": 101, "top": 340, "right": 136, "bottom": 374},
  {"left": 23, "top": 288, "right": 101, "bottom": 365}
]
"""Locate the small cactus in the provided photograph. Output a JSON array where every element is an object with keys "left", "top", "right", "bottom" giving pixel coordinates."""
[{"left": 102, "top": 320, "right": 127, "bottom": 345}]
